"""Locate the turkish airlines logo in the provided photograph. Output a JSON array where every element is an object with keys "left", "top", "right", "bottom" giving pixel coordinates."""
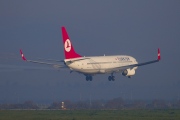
[{"left": 64, "top": 39, "right": 71, "bottom": 52}]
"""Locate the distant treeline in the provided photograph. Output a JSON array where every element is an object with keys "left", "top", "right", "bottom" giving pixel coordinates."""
[{"left": 0, "top": 97, "right": 180, "bottom": 110}]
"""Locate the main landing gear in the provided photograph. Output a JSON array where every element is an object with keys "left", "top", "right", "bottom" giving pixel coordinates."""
[
  {"left": 108, "top": 73, "right": 115, "bottom": 81},
  {"left": 86, "top": 75, "right": 93, "bottom": 81}
]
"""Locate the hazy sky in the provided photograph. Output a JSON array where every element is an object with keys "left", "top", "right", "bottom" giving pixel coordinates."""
[{"left": 0, "top": 0, "right": 180, "bottom": 103}]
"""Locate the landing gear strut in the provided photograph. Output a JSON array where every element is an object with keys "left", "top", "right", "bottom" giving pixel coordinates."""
[{"left": 86, "top": 75, "right": 92, "bottom": 81}]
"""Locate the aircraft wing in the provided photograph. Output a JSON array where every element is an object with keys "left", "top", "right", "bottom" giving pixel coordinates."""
[
  {"left": 112, "top": 48, "right": 161, "bottom": 72},
  {"left": 20, "top": 49, "right": 67, "bottom": 68},
  {"left": 37, "top": 58, "right": 64, "bottom": 62}
]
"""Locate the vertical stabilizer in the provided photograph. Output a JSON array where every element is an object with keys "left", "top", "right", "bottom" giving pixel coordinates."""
[{"left": 61, "top": 27, "right": 82, "bottom": 59}]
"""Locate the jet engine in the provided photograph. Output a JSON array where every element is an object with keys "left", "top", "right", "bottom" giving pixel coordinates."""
[{"left": 122, "top": 69, "right": 135, "bottom": 76}]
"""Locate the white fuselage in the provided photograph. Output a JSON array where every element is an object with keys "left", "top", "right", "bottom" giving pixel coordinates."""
[{"left": 65, "top": 55, "right": 138, "bottom": 75}]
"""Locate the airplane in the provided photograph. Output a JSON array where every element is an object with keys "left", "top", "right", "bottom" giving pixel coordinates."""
[{"left": 20, "top": 26, "right": 161, "bottom": 81}]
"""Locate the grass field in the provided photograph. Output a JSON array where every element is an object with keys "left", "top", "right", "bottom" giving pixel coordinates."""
[{"left": 0, "top": 109, "right": 180, "bottom": 120}]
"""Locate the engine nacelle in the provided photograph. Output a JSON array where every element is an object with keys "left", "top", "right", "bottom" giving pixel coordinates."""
[{"left": 122, "top": 69, "right": 135, "bottom": 76}]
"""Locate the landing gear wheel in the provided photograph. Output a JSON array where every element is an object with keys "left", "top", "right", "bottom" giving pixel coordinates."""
[
  {"left": 86, "top": 76, "right": 93, "bottom": 81},
  {"left": 112, "top": 76, "right": 115, "bottom": 81},
  {"left": 108, "top": 76, "right": 115, "bottom": 81},
  {"left": 89, "top": 76, "right": 92, "bottom": 81},
  {"left": 108, "top": 76, "right": 112, "bottom": 81},
  {"left": 86, "top": 76, "right": 89, "bottom": 81}
]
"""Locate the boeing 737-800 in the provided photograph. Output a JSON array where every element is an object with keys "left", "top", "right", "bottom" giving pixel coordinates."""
[{"left": 20, "top": 26, "right": 161, "bottom": 81}]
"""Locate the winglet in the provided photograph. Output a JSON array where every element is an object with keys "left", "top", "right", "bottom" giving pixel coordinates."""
[
  {"left": 158, "top": 48, "right": 161, "bottom": 60},
  {"left": 20, "top": 49, "right": 27, "bottom": 61}
]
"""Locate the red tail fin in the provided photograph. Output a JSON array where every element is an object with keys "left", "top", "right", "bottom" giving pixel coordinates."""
[{"left": 61, "top": 27, "right": 82, "bottom": 59}]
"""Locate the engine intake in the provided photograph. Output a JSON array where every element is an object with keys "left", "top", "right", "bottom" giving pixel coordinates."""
[{"left": 122, "top": 69, "right": 135, "bottom": 76}]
